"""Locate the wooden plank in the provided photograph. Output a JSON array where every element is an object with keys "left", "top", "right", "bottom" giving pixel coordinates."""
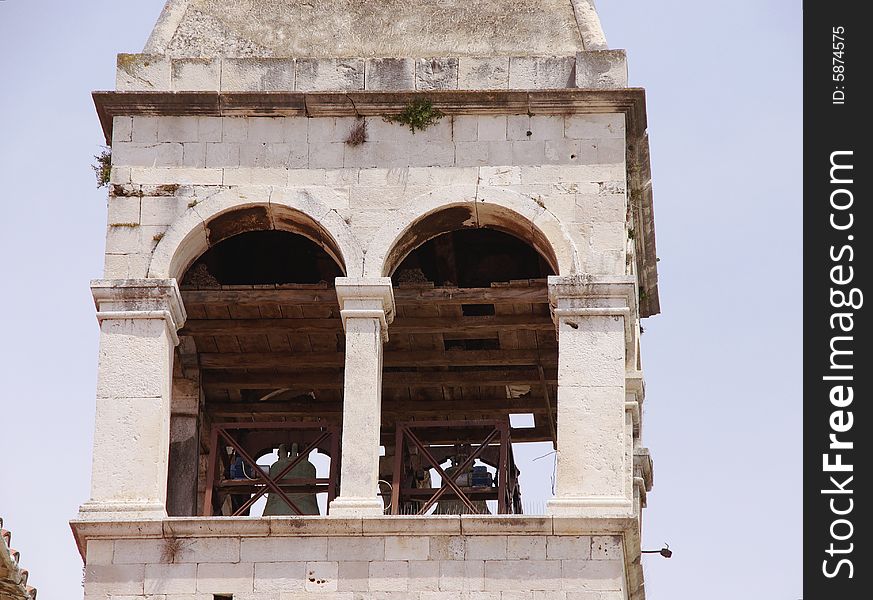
[
  {"left": 180, "top": 284, "right": 548, "bottom": 307},
  {"left": 203, "top": 368, "right": 557, "bottom": 390},
  {"left": 206, "top": 397, "right": 551, "bottom": 417},
  {"left": 181, "top": 314, "right": 553, "bottom": 336}
]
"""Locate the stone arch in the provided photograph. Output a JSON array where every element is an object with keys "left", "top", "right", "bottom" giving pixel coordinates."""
[
  {"left": 363, "top": 185, "right": 580, "bottom": 278},
  {"left": 149, "top": 187, "right": 363, "bottom": 280}
]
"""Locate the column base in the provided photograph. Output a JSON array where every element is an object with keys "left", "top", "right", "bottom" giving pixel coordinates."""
[
  {"left": 547, "top": 496, "right": 634, "bottom": 518},
  {"left": 328, "top": 497, "right": 385, "bottom": 517},
  {"left": 77, "top": 500, "right": 168, "bottom": 521}
]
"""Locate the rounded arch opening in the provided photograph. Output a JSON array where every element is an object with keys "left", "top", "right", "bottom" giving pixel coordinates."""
[
  {"left": 168, "top": 210, "right": 348, "bottom": 519},
  {"left": 377, "top": 200, "right": 567, "bottom": 279}
]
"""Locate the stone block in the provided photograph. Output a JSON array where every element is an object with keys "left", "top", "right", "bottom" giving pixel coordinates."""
[
  {"left": 223, "top": 118, "right": 249, "bottom": 143},
  {"left": 305, "top": 561, "right": 339, "bottom": 592},
  {"left": 113, "top": 539, "right": 164, "bottom": 564},
  {"left": 85, "top": 539, "right": 114, "bottom": 566},
  {"left": 254, "top": 562, "right": 307, "bottom": 592},
  {"left": 511, "top": 141, "right": 546, "bottom": 165},
  {"left": 108, "top": 197, "right": 141, "bottom": 226},
  {"left": 113, "top": 117, "right": 134, "bottom": 143},
  {"left": 459, "top": 57, "right": 510, "bottom": 90},
  {"left": 467, "top": 537, "right": 508, "bottom": 560},
  {"left": 369, "top": 561, "right": 409, "bottom": 591},
  {"left": 205, "top": 143, "right": 241, "bottom": 168},
  {"left": 439, "top": 560, "right": 485, "bottom": 591},
  {"left": 478, "top": 116, "right": 508, "bottom": 141},
  {"left": 429, "top": 537, "right": 466, "bottom": 561},
  {"left": 590, "top": 536, "right": 622, "bottom": 560},
  {"left": 337, "top": 561, "right": 369, "bottom": 591},
  {"left": 310, "top": 142, "right": 346, "bottom": 169},
  {"left": 452, "top": 116, "right": 479, "bottom": 142},
  {"left": 455, "top": 141, "right": 513, "bottom": 167},
  {"left": 158, "top": 117, "right": 200, "bottom": 143},
  {"left": 181, "top": 143, "right": 207, "bottom": 168},
  {"left": 507, "top": 537, "right": 547, "bottom": 560},
  {"left": 130, "top": 167, "right": 224, "bottom": 185},
  {"left": 132, "top": 117, "right": 160, "bottom": 143},
  {"left": 529, "top": 116, "right": 566, "bottom": 141},
  {"left": 509, "top": 56, "right": 576, "bottom": 89},
  {"left": 145, "top": 563, "right": 197, "bottom": 594},
  {"left": 546, "top": 537, "right": 592, "bottom": 560},
  {"left": 83, "top": 564, "right": 144, "bottom": 596},
  {"left": 417, "top": 58, "right": 459, "bottom": 90},
  {"left": 575, "top": 51, "right": 628, "bottom": 89},
  {"left": 595, "top": 138, "right": 626, "bottom": 165},
  {"left": 484, "top": 561, "right": 562, "bottom": 591},
  {"left": 196, "top": 562, "right": 254, "bottom": 593},
  {"left": 181, "top": 538, "right": 241, "bottom": 563},
  {"left": 297, "top": 59, "right": 365, "bottom": 91},
  {"left": 112, "top": 142, "right": 184, "bottom": 167},
  {"left": 172, "top": 58, "right": 221, "bottom": 91},
  {"left": 282, "top": 117, "right": 309, "bottom": 144},
  {"left": 104, "top": 224, "right": 145, "bottom": 256},
  {"left": 222, "top": 58, "right": 296, "bottom": 91},
  {"left": 109, "top": 166, "right": 132, "bottom": 185},
  {"left": 248, "top": 117, "right": 287, "bottom": 143},
  {"left": 385, "top": 537, "right": 430, "bottom": 561},
  {"left": 544, "top": 140, "right": 585, "bottom": 165},
  {"left": 116, "top": 54, "right": 171, "bottom": 91},
  {"left": 240, "top": 537, "right": 328, "bottom": 563},
  {"left": 327, "top": 536, "right": 385, "bottom": 561},
  {"left": 560, "top": 560, "right": 623, "bottom": 591},
  {"left": 198, "top": 117, "right": 223, "bottom": 142},
  {"left": 564, "top": 115, "right": 625, "bottom": 140},
  {"left": 408, "top": 560, "right": 440, "bottom": 591},
  {"left": 366, "top": 58, "right": 416, "bottom": 90}
]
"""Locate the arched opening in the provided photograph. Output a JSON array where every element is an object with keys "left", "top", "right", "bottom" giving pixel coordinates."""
[
  {"left": 378, "top": 221, "right": 559, "bottom": 516},
  {"left": 168, "top": 225, "right": 346, "bottom": 518}
]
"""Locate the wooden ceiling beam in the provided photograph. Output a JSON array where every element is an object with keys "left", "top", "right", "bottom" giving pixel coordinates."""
[
  {"left": 181, "top": 314, "right": 554, "bottom": 336},
  {"left": 198, "top": 349, "right": 557, "bottom": 369},
  {"left": 202, "top": 368, "right": 557, "bottom": 389},
  {"left": 180, "top": 284, "right": 548, "bottom": 308}
]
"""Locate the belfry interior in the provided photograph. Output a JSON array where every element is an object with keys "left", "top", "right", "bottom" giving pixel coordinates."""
[{"left": 173, "top": 220, "right": 559, "bottom": 518}]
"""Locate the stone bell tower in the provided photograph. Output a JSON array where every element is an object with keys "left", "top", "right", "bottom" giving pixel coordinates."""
[{"left": 73, "top": 1, "right": 659, "bottom": 598}]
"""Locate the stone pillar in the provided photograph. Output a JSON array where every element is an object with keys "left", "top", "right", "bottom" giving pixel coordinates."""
[
  {"left": 328, "top": 278, "right": 395, "bottom": 517},
  {"left": 166, "top": 372, "right": 200, "bottom": 517},
  {"left": 546, "top": 276, "right": 635, "bottom": 517},
  {"left": 78, "top": 280, "right": 186, "bottom": 520}
]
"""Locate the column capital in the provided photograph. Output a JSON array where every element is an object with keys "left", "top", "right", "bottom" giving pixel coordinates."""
[
  {"left": 91, "top": 279, "right": 187, "bottom": 343},
  {"left": 547, "top": 275, "right": 637, "bottom": 314},
  {"left": 335, "top": 277, "right": 395, "bottom": 341}
]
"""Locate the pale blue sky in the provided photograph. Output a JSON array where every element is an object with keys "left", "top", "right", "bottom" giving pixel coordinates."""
[{"left": 0, "top": 2, "right": 802, "bottom": 599}]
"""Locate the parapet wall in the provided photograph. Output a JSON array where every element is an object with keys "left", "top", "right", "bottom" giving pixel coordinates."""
[{"left": 78, "top": 517, "right": 637, "bottom": 599}]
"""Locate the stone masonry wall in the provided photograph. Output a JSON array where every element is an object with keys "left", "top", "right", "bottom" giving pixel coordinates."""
[
  {"left": 105, "top": 113, "right": 629, "bottom": 280},
  {"left": 84, "top": 533, "right": 625, "bottom": 599}
]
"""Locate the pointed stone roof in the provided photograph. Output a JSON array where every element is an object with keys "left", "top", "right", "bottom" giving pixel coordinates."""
[{"left": 145, "top": 0, "right": 608, "bottom": 58}]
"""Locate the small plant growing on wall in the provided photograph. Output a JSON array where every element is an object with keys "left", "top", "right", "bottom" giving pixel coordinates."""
[
  {"left": 161, "top": 537, "right": 187, "bottom": 563},
  {"left": 92, "top": 148, "right": 112, "bottom": 188},
  {"left": 383, "top": 98, "right": 444, "bottom": 133},
  {"left": 345, "top": 117, "right": 368, "bottom": 146}
]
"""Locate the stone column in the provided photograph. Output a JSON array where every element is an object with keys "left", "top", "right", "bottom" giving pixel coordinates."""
[
  {"left": 78, "top": 280, "right": 186, "bottom": 520},
  {"left": 546, "top": 276, "right": 635, "bottom": 517},
  {"left": 329, "top": 278, "right": 395, "bottom": 517}
]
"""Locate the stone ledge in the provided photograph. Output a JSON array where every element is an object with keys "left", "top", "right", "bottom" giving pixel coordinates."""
[{"left": 116, "top": 53, "right": 628, "bottom": 93}]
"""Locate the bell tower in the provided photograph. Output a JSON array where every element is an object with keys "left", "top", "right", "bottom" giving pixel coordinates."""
[{"left": 74, "top": 1, "right": 659, "bottom": 598}]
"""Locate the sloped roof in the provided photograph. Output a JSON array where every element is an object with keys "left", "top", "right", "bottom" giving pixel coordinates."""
[
  {"left": 0, "top": 518, "right": 37, "bottom": 600},
  {"left": 144, "top": 0, "right": 608, "bottom": 58}
]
